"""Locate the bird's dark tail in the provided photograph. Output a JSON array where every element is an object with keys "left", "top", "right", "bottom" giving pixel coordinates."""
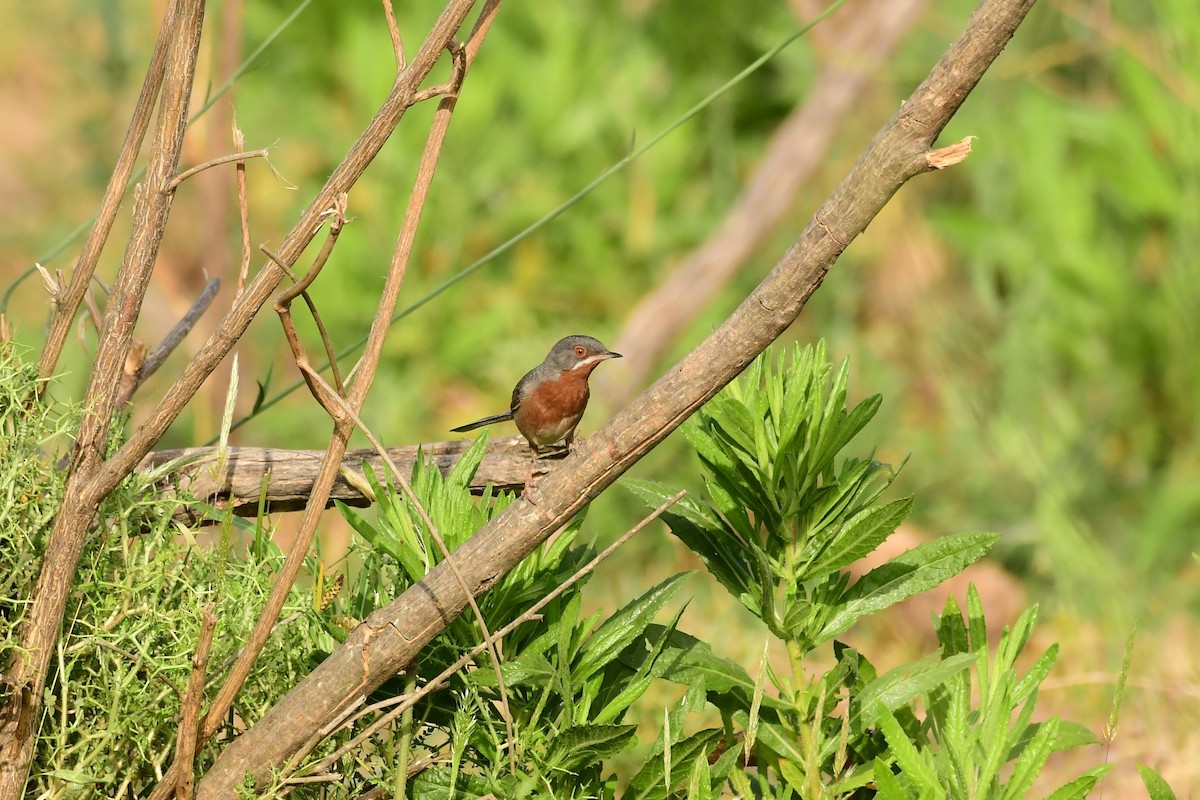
[{"left": 451, "top": 411, "right": 514, "bottom": 433}]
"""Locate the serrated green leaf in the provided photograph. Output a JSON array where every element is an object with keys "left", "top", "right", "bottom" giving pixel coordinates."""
[
  {"left": 624, "top": 479, "right": 755, "bottom": 608},
  {"left": 446, "top": 431, "right": 489, "bottom": 488},
  {"left": 624, "top": 628, "right": 792, "bottom": 710},
  {"left": 573, "top": 572, "right": 690, "bottom": 683},
  {"left": 873, "top": 759, "right": 910, "bottom": 800},
  {"left": 625, "top": 729, "right": 724, "bottom": 800},
  {"left": 1012, "top": 643, "right": 1058, "bottom": 706},
  {"left": 546, "top": 724, "right": 638, "bottom": 772},
  {"left": 1043, "top": 766, "right": 1111, "bottom": 800},
  {"left": 816, "top": 533, "right": 999, "bottom": 645},
  {"left": 409, "top": 767, "right": 494, "bottom": 799},
  {"left": 855, "top": 652, "right": 975, "bottom": 727},
  {"left": 778, "top": 760, "right": 807, "bottom": 795},
  {"left": 999, "top": 717, "right": 1058, "bottom": 800},
  {"left": 803, "top": 496, "right": 914, "bottom": 578},
  {"left": 875, "top": 704, "right": 940, "bottom": 792},
  {"left": 1005, "top": 719, "right": 1100, "bottom": 762},
  {"left": 688, "top": 753, "right": 713, "bottom": 800}
]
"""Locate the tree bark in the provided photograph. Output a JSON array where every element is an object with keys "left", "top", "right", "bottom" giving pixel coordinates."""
[{"left": 142, "top": 437, "right": 531, "bottom": 524}]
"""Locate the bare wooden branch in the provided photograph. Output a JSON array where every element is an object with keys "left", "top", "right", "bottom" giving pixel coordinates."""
[
  {"left": 383, "top": 0, "right": 406, "bottom": 71},
  {"left": 194, "top": 0, "right": 1036, "bottom": 792},
  {"left": 36, "top": 0, "right": 178, "bottom": 388},
  {"left": 142, "top": 437, "right": 531, "bottom": 523},
  {"left": 116, "top": 277, "right": 222, "bottom": 408},
  {"left": 0, "top": 2, "right": 208, "bottom": 794},
  {"left": 166, "top": 148, "right": 270, "bottom": 191}
]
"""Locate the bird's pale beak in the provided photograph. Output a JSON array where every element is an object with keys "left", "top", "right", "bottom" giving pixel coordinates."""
[{"left": 602, "top": 350, "right": 622, "bottom": 360}]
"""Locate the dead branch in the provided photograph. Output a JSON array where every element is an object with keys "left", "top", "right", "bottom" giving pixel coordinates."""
[
  {"left": 605, "top": 0, "right": 930, "bottom": 399},
  {"left": 142, "top": 437, "right": 532, "bottom": 524},
  {"left": 166, "top": 148, "right": 270, "bottom": 191},
  {"left": 116, "top": 277, "right": 222, "bottom": 407},
  {"left": 194, "top": 0, "right": 1038, "bottom": 793}
]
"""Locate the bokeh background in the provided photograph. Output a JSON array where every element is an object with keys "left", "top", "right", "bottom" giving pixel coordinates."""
[{"left": 1, "top": 0, "right": 1197, "bottom": 793}]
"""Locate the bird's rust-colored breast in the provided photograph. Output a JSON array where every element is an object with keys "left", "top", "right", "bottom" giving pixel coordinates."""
[{"left": 514, "top": 369, "right": 591, "bottom": 448}]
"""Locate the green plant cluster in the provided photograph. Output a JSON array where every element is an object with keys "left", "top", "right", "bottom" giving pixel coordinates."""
[{"left": 0, "top": 346, "right": 319, "bottom": 797}]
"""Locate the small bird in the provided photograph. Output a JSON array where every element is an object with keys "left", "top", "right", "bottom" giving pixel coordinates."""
[{"left": 451, "top": 335, "right": 622, "bottom": 458}]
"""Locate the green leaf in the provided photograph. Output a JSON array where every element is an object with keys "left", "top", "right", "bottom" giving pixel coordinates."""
[
  {"left": 409, "top": 767, "right": 494, "bottom": 799},
  {"left": 546, "top": 724, "right": 638, "bottom": 772},
  {"left": 815, "top": 533, "right": 999, "bottom": 645},
  {"left": 446, "top": 431, "right": 490, "bottom": 488},
  {"left": 999, "top": 717, "right": 1058, "bottom": 800},
  {"left": 687, "top": 753, "right": 714, "bottom": 800},
  {"left": 625, "top": 480, "right": 755, "bottom": 609},
  {"left": 626, "top": 625, "right": 790, "bottom": 711},
  {"left": 573, "top": 572, "right": 690, "bottom": 683},
  {"left": 875, "top": 704, "right": 940, "bottom": 792},
  {"left": 873, "top": 759, "right": 910, "bottom": 800},
  {"left": 854, "top": 652, "right": 975, "bottom": 727},
  {"left": 625, "top": 729, "right": 724, "bottom": 800},
  {"left": 778, "top": 760, "right": 807, "bottom": 795},
  {"left": 1043, "top": 766, "right": 1111, "bottom": 800},
  {"left": 1138, "top": 764, "right": 1180, "bottom": 800},
  {"left": 803, "top": 496, "right": 914, "bottom": 578},
  {"left": 1006, "top": 720, "right": 1099, "bottom": 762}
]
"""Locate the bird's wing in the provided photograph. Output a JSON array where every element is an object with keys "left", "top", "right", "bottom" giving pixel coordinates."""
[{"left": 511, "top": 364, "right": 543, "bottom": 413}]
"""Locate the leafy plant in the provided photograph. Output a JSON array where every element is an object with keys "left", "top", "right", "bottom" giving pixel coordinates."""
[{"left": 626, "top": 343, "right": 1102, "bottom": 797}]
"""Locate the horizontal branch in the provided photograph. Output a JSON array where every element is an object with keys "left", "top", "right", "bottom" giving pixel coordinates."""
[{"left": 141, "top": 437, "right": 531, "bottom": 524}]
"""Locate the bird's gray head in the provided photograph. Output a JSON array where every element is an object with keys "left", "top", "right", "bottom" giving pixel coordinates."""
[{"left": 543, "top": 335, "right": 622, "bottom": 373}]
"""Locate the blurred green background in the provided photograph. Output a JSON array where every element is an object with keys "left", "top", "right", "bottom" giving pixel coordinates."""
[{"left": 2, "top": 0, "right": 1197, "bottom": 790}]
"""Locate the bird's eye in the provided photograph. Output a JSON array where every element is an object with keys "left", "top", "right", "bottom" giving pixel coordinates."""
[{"left": 573, "top": 346, "right": 587, "bottom": 358}]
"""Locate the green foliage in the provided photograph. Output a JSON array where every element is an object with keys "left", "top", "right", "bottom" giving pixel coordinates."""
[
  {"left": 625, "top": 344, "right": 1102, "bottom": 798},
  {"left": 0, "top": 346, "right": 320, "bottom": 796},
  {"left": 869, "top": 587, "right": 1107, "bottom": 800}
]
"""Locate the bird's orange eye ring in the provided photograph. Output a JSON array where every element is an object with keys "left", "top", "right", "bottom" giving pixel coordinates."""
[{"left": 573, "top": 346, "right": 587, "bottom": 358}]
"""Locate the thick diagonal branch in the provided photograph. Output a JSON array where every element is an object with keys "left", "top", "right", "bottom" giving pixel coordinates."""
[{"left": 194, "top": 0, "right": 1037, "bottom": 792}]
